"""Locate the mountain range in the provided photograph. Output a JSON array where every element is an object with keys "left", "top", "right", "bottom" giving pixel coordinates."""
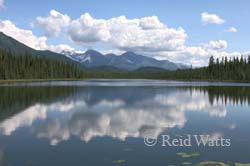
[
  {"left": 62, "top": 50, "right": 189, "bottom": 71},
  {"left": 0, "top": 32, "right": 189, "bottom": 71}
]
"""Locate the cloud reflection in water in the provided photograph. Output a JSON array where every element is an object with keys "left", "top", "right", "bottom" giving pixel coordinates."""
[{"left": 0, "top": 86, "right": 232, "bottom": 146}]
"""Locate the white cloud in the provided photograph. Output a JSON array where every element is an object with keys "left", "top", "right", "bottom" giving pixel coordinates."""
[
  {"left": 201, "top": 12, "right": 225, "bottom": 25},
  {"left": 0, "top": 19, "right": 76, "bottom": 53},
  {"left": 150, "top": 39, "right": 240, "bottom": 66},
  {"left": 178, "top": 46, "right": 241, "bottom": 66},
  {"left": 36, "top": 10, "right": 70, "bottom": 37},
  {"left": 137, "top": 38, "right": 241, "bottom": 66},
  {"left": 47, "top": 44, "right": 75, "bottom": 53},
  {"left": 204, "top": 40, "right": 227, "bottom": 50},
  {"left": 68, "top": 13, "right": 111, "bottom": 44},
  {"left": 139, "top": 16, "right": 165, "bottom": 30},
  {"left": 0, "top": 20, "right": 48, "bottom": 50},
  {"left": 225, "top": 27, "right": 237, "bottom": 33},
  {"left": 67, "top": 13, "right": 187, "bottom": 52}
]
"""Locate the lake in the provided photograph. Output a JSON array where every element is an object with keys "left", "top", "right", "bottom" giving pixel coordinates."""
[{"left": 0, "top": 79, "right": 250, "bottom": 166}]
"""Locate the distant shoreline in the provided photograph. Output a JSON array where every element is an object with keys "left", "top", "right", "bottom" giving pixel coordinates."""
[
  {"left": 0, "top": 78, "right": 87, "bottom": 84},
  {"left": 1, "top": 78, "right": 250, "bottom": 84}
]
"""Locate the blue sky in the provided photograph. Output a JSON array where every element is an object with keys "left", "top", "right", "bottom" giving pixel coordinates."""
[{"left": 0, "top": 0, "right": 249, "bottom": 66}]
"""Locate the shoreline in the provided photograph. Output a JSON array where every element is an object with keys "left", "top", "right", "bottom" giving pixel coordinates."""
[
  {"left": 0, "top": 78, "right": 87, "bottom": 84},
  {"left": 1, "top": 78, "right": 250, "bottom": 84}
]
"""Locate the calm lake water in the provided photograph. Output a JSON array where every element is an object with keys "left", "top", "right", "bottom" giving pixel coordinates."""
[{"left": 0, "top": 80, "right": 250, "bottom": 166}]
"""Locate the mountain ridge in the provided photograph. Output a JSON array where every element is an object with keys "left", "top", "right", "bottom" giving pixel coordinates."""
[
  {"left": 0, "top": 32, "right": 83, "bottom": 65},
  {"left": 62, "top": 49, "right": 190, "bottom": 71}
]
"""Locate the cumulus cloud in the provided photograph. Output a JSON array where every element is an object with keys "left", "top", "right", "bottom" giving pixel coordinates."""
[
  {"left": 0, "top": 20, "right": 48, "bottom": 50},
  {"left": 67, "top": 13, "right": 187, "bottom": 52},
  {"left": 68, "top": 13, "right": 111, "bottom": 44},
  {"left": 0, "top": 19, "right": 76, "bottom": 53},
  {"left": 144, "top": 39, "right": 240, "bottom": 66},
  {"left": 179, "top": 47, "right": 241, "bottom": 66},
  {"left": 225, "top": 27, "right": 237, "bottom": 33},
  {"left": 204, "top": 40, "right": 227, "bottom": 50},
  {"left": 139, "top": 16, "right": 165, "bottom": 30},
  {"left": 36, "top": 10, "right": 70, "bottom": 37},
  {"left": 47, "top": 44, "right": 75, "bottom": 53},
  {"left": 185, "top": 39, "right": 242, "bottom": 66},
  {"left": 201, "top": 12, "right": 225, "bottom": 25}
]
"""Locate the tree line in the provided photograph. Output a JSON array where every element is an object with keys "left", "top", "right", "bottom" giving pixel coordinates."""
[
  {"left": 0, "top": 49, "right": 84, "bottom": 80},
  {"left": 1, "top": 48, "right": 250, "bottom": 82},
  {"left": 207, "top": 55, "right": 250, "bottom": 81},
  {"left": 85, "top": 55, "right": 250, "bottom": 82}
]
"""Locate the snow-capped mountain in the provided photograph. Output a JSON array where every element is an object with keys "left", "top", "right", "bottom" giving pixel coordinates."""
[{"left": 61, "top": 50, "right": 190, "bottom": 71}]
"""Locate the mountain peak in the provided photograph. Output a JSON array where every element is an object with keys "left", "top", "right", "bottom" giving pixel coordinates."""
[
  {"left": 121, "top": 51, "right": 146, "bottom": 61},
  {"left": 85, "top": 49, "right": 103, "bottom": 55},
  {"left": 122, "top": 51, "right": 138, "bottom": 56},
  {"left": 124, "top": 51, "right": 136, "bottom": 54}
]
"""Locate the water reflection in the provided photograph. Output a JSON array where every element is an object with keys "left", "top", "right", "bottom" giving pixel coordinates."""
[
  {"left": 0, "top": 83, "right": 249, "bottom": 146},
  {"left": 184, "top": 87, "right": 250, "bottom": 106},
  {"left": 0, "top": 147, "right": 3, "bottom": 165}
]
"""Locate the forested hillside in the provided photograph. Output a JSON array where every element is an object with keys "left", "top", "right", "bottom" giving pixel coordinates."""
[{"left": 0, "top": 49, "right": 84, "bottom": 79}]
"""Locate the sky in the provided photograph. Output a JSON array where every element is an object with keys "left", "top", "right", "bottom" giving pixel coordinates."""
[{"left": 0, "top": 0, "right": 250, "bottom": 66}]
